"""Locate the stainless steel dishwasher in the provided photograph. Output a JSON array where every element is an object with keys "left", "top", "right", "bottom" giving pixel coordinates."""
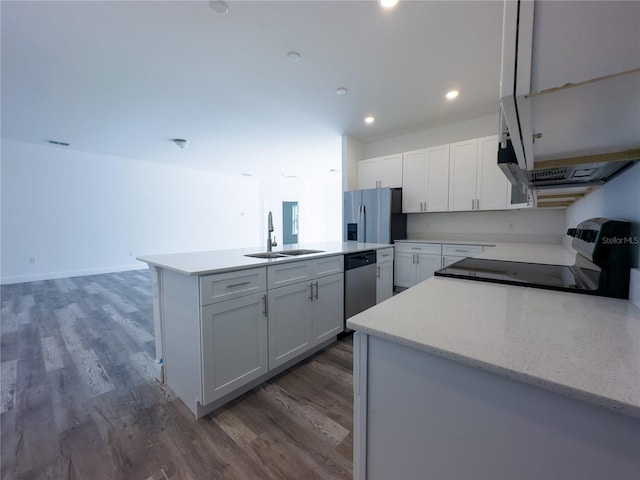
[{"left": 344, "top": 250, "right": 377, "bottom": 326}]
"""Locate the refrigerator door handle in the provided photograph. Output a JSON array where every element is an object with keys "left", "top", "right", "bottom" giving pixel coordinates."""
[{"left": 361, "top": 204, "right": 366, "bottom": 243}]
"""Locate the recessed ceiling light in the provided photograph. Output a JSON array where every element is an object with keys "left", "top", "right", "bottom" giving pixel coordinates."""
[
  {"left": 446, "top": 90, "right": 459, "bottom": 100},
  {"left": 281, "top": 174, "right": 298, "bottom": 179},
  {"left": 287, "top": 51, "right": 302, "bottom": 63},
  {"left": 379, "top": 0, "right": 399, "bottom": 8},
  {"left": 364, "top": 116, "right": 375, "bottom": 124},
  {"left": 336, "top": 87, "right": 348, "bottom": 95},
  {"left": 208, "top": 0, "right": 229, "bottom": 15}
]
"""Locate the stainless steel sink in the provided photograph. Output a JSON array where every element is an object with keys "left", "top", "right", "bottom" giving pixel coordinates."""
[
  {"left": 281, "top": 249, "right": 325, "bottom": 256},
  {"left": 244, "top": 249, "right": 325, "bottom": 259},
  {"left": 244, "top": 252, "right": 288, "bottom": 259}
]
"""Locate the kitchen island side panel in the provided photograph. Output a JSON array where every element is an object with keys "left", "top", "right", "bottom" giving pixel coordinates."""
[
  {"left": 360, "top": 335, "right": 640, "bottom": 480},
  {"left": 161, "top": 269, "right": 202, "bottom": 415}
]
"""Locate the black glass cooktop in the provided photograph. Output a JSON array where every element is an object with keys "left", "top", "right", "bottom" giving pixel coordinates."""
[{"left": 435, "top": 258, "right": 601, "bottom": 294}]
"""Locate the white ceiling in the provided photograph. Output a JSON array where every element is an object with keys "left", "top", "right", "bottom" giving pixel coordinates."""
[{"left": 1, "top": 0, "right": 503, "bottom": 179}]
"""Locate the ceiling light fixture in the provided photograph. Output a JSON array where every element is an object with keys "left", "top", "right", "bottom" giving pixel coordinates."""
[
  {"left": 446, "top": 90, "right": 459, "bottom": 100},
  {"left": 336, "top": 87, "right": 348, "bottom": 95},
  {"left": 379, "top": 0, "right": 399, "bottom": 9},
  {"left": 287, "top": 51, "right": 302, "bottom": 63},
  {"left": 364, "top": 116, "right": 375, "bottom": 125},
  {"left": 172, "top": 139, "right": 191, "bottom": 149},
  {"left": 208, "top": 0, "right": 229, "bottom": 15}
]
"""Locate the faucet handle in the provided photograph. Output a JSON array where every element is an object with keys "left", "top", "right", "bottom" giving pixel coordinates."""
[{"left": 272, "top": 239, "right": 278, "bottom": 247}]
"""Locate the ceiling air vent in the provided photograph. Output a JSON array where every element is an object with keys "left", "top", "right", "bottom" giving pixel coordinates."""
[{"left": 46, "top": 139, "right": 70, "bottom": 147}]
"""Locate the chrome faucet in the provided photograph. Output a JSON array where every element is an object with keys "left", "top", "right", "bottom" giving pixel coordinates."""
[{"left": 267, "top": 211, "right": 278, "bottom": 252}]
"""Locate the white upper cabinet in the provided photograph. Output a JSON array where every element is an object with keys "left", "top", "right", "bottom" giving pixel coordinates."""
[
  {"left": 500, "top": 0, "right": 640, "bottom": 169},
  {"left": 449, "top": 136, "right": 509, "bottom": 212},
  {"left": 358, "top": 154, "right": 403, "bottom": 189},
  {"left": 448, "top": 139, "right": 478, "bottom": 211},
  {"left": 402, "top": 149, "right": 426, "bottom": 213},
  {"left": 402, "top": 145, "right": 449, "bottom": 213}
]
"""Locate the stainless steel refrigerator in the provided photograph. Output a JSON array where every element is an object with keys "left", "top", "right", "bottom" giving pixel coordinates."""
[{"left": 343, "top": 188, "right": 407, "bottom": 243}]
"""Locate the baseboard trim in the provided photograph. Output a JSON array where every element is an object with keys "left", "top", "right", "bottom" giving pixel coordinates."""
[{"left": 0, "top": 263, "right": 148, "bottom": 285}]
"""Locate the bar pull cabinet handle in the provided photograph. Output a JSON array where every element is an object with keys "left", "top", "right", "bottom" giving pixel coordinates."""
[
  {"left": 227, "top": 281, "right": 251, "bottom": 289},
  {"left": 377, "top": 265, "right": 381, "bottom": 279},
  {"left": 262, "top": 294, "right": 268, "bottom": 316},
  {"left": 309, "top": 283, "right": 314, "bottom": 301},
  {"left": 455, "top": 249, "right": 468, "bottom": 253},
  {"left": 314, "top": 281, "right": 319, "bottom": 300}
]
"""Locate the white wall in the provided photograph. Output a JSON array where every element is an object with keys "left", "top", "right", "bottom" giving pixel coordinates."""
[
  {"left": 258, "top": 175, "right": 342, "bottom": 247},
  {"left": 342, "top": 134, "right": 364, "bottom": 192},
  {"left": 1, "top": 140, "right": 261, "bottom": 283},
  {"left": 408, "top": 209, "right": 566, "bottom": 244},
  {"left": 363, "top": 113, "right": 499, "bottom": 158},
  {"left": 565, "top": 163, "right": 640, "bottom": 268}
]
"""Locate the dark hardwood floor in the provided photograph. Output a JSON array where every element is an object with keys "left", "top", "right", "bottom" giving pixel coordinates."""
[{"left": 1, "top": 270, "right": 354, "bottom": 479}]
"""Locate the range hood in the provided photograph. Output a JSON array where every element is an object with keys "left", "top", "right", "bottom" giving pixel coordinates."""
[
  {"left": 498, "top": 138, "right": 638, "bottom": 190},
  {"left": 498, "top": 0, "right": 640, "bottom": 190}
]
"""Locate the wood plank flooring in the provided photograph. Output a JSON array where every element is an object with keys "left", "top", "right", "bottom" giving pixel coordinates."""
[{"left": 1, "top": 270, "right": 353, "bottom": 479}]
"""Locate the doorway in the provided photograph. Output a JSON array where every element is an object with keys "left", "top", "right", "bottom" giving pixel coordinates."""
[{"left": 282, "top": 201, "right": 299, "bottom": 245}]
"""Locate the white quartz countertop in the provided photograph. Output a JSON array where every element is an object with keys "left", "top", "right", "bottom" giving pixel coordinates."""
[
  {"left": 347, "top": 243, "right": 640, "bottom": 418},
  {"left": 137, "top": 242, "right": 391, "bottom": 276}
]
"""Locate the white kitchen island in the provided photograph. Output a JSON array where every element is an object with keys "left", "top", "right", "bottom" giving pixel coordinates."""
[
  {"left": 347, "top": 243, "right": 640, "bottom": 479},
  {"left": 137, "top": 242, "right": 392, "bottom": 417}
]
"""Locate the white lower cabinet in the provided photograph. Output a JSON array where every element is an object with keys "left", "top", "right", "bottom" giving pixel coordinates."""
[
  {"left": 441, "top": 244, "right": 484, "bottom": 268},
  {"left": 201, "top": 292, "right": 268, "bottom": 405},
  {"left": 267, "top": 281, "right": 313, "bottom": 369},
  {"left": 395, "top": 243, "right": 490, "bottom": 289},
  {"left": 376, "top": 248, "right": 394, "bottom": 303},
  {"left": 267, "top": 257, "right": 344, "bottom": 370},
  {"left": 394, "top": 243, "right": 442, "bottom": 288},
  {"left": 312, "top": 273, "right": 345, "bottom": 344},
  {"left": 442, "top": 255, "right": 465, "bottom": 268},
  {"left": 160, "top": 256, "right": 347, "bottom": 418}
]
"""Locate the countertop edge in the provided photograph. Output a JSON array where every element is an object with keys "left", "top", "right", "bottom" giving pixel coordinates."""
[
  {"left": 137, "top": 242, "right": 393, "bottom": 276},
  {"left": 347, "top": 322, "right": 640, "bottom": 419}
]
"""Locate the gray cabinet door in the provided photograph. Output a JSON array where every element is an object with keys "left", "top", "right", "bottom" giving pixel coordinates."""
[
  {"left": 267, "top": 282, "right": 312, "bottom": 369},
  {"left": 312, "top": 273, "right": 344, "bottom": 344},
  {"left": 201, "top": 292, "right": 268, "bottom": 405}
]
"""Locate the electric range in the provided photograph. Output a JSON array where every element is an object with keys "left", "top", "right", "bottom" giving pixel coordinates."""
[{"left": 435, "top": 218, "right": 632, "bottom": 299}]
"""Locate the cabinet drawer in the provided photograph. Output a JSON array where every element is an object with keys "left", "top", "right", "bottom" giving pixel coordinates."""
[
  {"left": 377, "top": 248, "right": 394, "bottom": 264},
  {"left": 268, "top": 260, "right": 314, "bottom": 289},
  {"left": 395, "top": 243, "right": 441, "bottom": 255},
  {"left": 200, "top": 268, "right": 266, "bottom": 306},
  {"left": 315, "top": 255, "right": 344, "bottom": 278},
  {"left": 442, "top": 244, "right": 484, "bottom": 257}
]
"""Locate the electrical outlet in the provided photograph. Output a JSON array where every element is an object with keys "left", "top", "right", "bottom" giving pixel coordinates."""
[
  {"left": 129, "top": 250, "right": 134, "bottom": 257},
  {"left": 29, "top": 257, "right": 36, "bottom": 264},
  {"left": 508, "top": 222, "right": 515, "bottom": 231}
]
